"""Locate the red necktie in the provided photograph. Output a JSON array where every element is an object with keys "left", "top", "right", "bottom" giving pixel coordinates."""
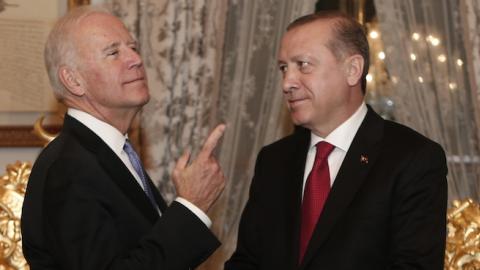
[{"left": 299, "top": 141, "right": 334, "bottom": 263}]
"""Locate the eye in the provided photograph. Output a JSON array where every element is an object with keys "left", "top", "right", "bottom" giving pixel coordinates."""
[
  {"left": 278, "top": 64, "right": 287, "bottom": 74},
  {"left": 107, "top": 50, "right": 119, "bottom": 57},
  {"left": 298, "top": 61, "right": 308, "bottom": 68},
  {"left": 298, "top": 61, "right": 312, "bottom": 73}
]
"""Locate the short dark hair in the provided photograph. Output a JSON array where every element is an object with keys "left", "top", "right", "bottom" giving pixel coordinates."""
[{"left": 287, "top": 11, "right": 370, "bottom": 94}]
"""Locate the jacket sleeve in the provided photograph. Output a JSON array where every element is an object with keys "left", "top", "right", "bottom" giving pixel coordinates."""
[
  {"left": 224, "top": 149, "right": 266, "bottom": 270},
  {"left": 388, "top": 142, "right": 448, "bottom": 269},
  {"left": 42, "top": 161, "right": 220, "bottom": 270}
]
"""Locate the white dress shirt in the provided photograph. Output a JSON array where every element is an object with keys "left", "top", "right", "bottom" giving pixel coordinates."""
[
  {"left": 68, "top": 108, "right": 212, "bottom": 227},
  {"left": 302, "top": 103, "right": 368, "bottom": 198}
]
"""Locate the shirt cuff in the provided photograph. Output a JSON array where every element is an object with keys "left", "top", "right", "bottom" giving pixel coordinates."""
[{"left": 175, "top": 197, "right": 212, "bottom": 228}]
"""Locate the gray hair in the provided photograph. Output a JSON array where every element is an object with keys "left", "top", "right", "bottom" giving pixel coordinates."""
[
  {"left": 287, "top": 11, "right": 370, "bottom": 94},
  {"left": 44, "top": 5, "right": 112, "bottom": 100}
]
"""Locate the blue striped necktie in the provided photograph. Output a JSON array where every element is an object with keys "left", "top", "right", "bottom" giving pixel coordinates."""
[{"left": 123, "top": 140, "right": 158, "bottom": 208}]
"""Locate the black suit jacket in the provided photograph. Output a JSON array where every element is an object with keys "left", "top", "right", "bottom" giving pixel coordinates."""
[
  {"left": 225, "top": 106, "right": 447, "bottom": 270},
  {"left": 21, "top": 115, "right": 220, "bottom": 270}
]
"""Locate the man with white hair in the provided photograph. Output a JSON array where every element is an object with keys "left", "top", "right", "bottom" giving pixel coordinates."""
[{"left": 22, "top": 6, "right": 225, "bottom": 269}]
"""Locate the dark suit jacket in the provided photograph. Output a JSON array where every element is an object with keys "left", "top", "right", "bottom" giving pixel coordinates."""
[
  {"left": 21, "top": 115, "right": 220, "bottom": 270},
  {"left": 225, "top": 106, "right": 447, "bottom": 270}
]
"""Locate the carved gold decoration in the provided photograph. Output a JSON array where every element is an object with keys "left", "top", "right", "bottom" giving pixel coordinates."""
[
  {"left": 32, "top": 116, "right": 58, "bottom": 146},
  {"left": 68, "top": 0, "right": 90, "bottom": 9},
  {"left": 445, "top": 199, "right": 480, "bottom": 270},
  {"left": 0, "top": 161, "right": 31, "bottom": 270}
]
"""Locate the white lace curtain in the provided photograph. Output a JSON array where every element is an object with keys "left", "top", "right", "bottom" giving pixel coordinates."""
[
  {"left": 108, "top": 0, "right": 228, "bottom": 204},
  {"left": 209, "top": 1, "right": 317, "bottom": 268},
  {"left": 374, "top": 0, "right": 480, "bottom": 202},
  {"left": 107, "top": 0, "right": 316, "bottom": 269}
]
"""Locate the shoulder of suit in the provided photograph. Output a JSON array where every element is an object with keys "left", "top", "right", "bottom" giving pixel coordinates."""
[
  {"left": 383, "top": 119, "right": 444, "bottom": 151},
  {"left": 34, "top": 130, "right": 94, "bottom": 173},
  {"left": 260, "top": 126, "right": 309, "bottom": 154}
]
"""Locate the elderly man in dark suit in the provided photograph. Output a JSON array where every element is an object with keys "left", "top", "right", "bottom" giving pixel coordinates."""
[
  {"left": 21, "top": 5, "right": 225, "bottom": 270},
  {"left": 225, "top": 11, "right": 448, "bottom": 270}
]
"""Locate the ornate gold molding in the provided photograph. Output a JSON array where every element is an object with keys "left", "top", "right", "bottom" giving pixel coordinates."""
[
  {"left": 445, "top": 199, "right": 480, "bottom": 269},
  {"left": 68, "top": 0, "right": 90, "bottom": 9},
  {"left": 32, "top": 116, "right": 59, "bottom": 146},
  {"left": 0, "top": 161, "right": 31, "bottom": 269},
  {"left": 0, "top": 125, "right": 60, "bottom": 147}
]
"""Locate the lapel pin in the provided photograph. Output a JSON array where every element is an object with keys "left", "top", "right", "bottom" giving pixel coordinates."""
[{"left": 360, "top": 155, "right": 369, "bottom": 164}]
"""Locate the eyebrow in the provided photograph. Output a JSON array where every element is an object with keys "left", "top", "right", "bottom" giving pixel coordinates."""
[
  {"left": 127, "top": 40, "right": 137, "bottom": 47},
  {"left": 102, "top": 42, "right": 120, "bottom": 53},
  {"left": 102, "top": 40, "right": 138, "bottom": 53},
  {"left": 277, "top": 55, "right": 307, "bottom": 65},
  {"left": 290, "top": 55, "right": 310, "bottom": 61}
]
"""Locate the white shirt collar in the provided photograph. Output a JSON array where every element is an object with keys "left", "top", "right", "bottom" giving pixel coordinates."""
[
  {"left": 310, "top": 102, "right": 368, "bottom": 152},
  {"left": 67, "top": 108, "right": 127, "bottom": 156}
]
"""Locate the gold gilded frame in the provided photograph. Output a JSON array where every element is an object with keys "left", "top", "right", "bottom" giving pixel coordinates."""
[
  {"left": 68, "top": 0, "right": 90, "bottom": 9},
  {"left": 0, "top": 0, "right": 90, "bottom": 147}
]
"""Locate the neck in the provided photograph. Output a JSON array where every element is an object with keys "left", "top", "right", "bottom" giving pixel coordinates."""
[
  {"left": 310, "top": 100, "right": 364, "bottom": 138},
  {"left": 65, "top": 101, "right": 138, "bottom": 134}
]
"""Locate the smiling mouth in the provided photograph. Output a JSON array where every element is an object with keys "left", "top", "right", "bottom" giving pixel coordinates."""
[
  {"left": 288, "top": 98, "right": 307, "bottom": 104},
  {"left": 124, "top": 77, "right": 145, "bottom": 84},
  {"left": 288, "top": 98, "right": 310, "bottom": 110}
]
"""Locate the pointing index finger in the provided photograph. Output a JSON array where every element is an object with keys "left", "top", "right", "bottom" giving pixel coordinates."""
[{"left": 198, "top": 124, "right": 226, "bottom": 160}]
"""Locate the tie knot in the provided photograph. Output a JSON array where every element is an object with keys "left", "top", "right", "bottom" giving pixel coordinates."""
[
  {"left": 123, "top": 140, "right": 143, "bottom": 172},
  {"left": 123, "top": 139, "right": 135, "bottom": 153},
  {"left": 315, "top": 141, "right": 334, "bottom": 160}
]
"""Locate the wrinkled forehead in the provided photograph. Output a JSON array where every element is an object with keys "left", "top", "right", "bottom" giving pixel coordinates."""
[
  {"left": 73, "top": 12, "right": 134, "bottom": 45},
  {"left": 279, "top": 20, "right": 334, "bottom": 55},
  {"left": 68, "top": 12, "right": 133, "bottom": 62},
  {"left": 283, "top": 19, "right": 335, "bottom": 43}
]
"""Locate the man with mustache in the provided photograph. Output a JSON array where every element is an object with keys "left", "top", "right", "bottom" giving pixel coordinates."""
[{"left": 226, "top": 11, "right": 447, "bottom": 270}]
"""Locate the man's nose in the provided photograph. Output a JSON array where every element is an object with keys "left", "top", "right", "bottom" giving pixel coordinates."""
[
  {"left": 282, "top": 69, "right": 299, "bottom": 94},
  {"left": 126, "top": 48, "right": 143, "bottom": 69}
]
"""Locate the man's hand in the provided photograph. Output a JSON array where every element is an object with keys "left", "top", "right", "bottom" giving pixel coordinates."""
[{"left": 172, "top": 124, "right": 226, "bottom": 213}]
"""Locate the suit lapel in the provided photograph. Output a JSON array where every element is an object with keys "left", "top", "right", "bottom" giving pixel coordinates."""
[
  {"left": 286, "top": 129, "right": 311, "bottom": 268},
  {"left": 145, "top": 173, "right": 168, "bottom": 212},
  {"left": 299, "top": 107, "right": 384, "bottom": 269},
  {"left": 62, "top": 115, "right": 160, "bottom": 224}
]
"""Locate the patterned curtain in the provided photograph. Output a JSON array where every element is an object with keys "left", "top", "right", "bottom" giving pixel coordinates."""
[
  {"left": 374, "top": 0, "right": 480, "bottom": 202},
  {"left": 461, "top": 1, "right": 480, "bottom": 120},
  {"left": 108, "top": 0, "right": 228, "bottom": 204},
  {"left": 208, "top": 1, "right": 316, "bottom": 268},
  {"left": 107, "top": 0, "right": 317, "bottom": 269}
]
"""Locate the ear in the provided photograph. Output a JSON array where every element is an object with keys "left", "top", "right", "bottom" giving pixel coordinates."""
[
  {"left": 58, "top": 66, "right": 85, "bottom": 96},
  {"left": 344, "top": 54, "right": 364, "bottom": 87}
]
